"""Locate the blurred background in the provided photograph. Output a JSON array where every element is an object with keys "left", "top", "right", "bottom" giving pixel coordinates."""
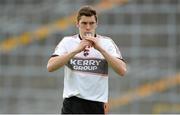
[{"left": 0, "top": 0, "right": 179, "bottom": 114}]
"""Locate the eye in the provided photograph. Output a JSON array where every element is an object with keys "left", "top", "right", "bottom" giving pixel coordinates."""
[
  {"left": 82, "top": 22, "right": 87, "bottom": 25},
  {"left": 90, "top": 22, "right": 95, "bottom": 25}
]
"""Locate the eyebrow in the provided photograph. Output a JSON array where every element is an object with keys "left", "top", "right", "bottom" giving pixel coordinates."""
[{"left": 81, "top": 21, "right": 96, "bottom": 23}]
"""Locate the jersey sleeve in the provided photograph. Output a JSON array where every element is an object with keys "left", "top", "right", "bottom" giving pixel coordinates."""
[
  {"left": 107, "top": 39, "right": 123, "bottom": 60},
  {"left": 52, "top": 37, "right": 67, "bottom": 56}
]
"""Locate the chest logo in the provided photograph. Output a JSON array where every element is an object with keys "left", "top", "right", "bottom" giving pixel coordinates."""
[{"left": 66, "top": 58, "right": 108, "bottom": 75}]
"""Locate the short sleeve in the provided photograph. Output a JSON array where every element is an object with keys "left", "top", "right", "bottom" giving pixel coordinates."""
[
  {"left": 52, "top": 38, "right": 67, "bottom": 56},
  {"left": 107, "top": 39, "right": 123, "bottom": 59}
]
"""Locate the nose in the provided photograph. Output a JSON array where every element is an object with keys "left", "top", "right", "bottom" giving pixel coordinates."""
[{"left": 86, "top": 24, "right": 91, "bottom": 30}]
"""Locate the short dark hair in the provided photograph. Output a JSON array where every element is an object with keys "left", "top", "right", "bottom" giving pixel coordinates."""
[{"left": 77, "top": 6, "right": 97, "bottom": 22}]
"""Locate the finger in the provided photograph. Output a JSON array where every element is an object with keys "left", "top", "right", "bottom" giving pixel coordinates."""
[
  {"left": 83, "top": 39, "right": 93, "bottom": 46},
  {"left": 84, "top": 38, "right": 93, "bottom": 44}
]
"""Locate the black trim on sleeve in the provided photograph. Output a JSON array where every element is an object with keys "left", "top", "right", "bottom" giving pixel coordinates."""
[
  {"left": 51, "top": 55, "right": 59, "bottom": 58},
  {"left": 118, "top": 58, "right": 126, "bottom": 63}
]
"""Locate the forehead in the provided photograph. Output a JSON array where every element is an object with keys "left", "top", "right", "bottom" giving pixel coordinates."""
[{"left": 79, "top": 16, "right": 96, "bottom": 22}]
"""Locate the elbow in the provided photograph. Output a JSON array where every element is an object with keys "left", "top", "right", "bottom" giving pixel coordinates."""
[
  {"left": 47, "top": 63, "right": 54, "bottom": 72},
  {"left": 119, "top": 67, "right": 127, "bottom": 77}
]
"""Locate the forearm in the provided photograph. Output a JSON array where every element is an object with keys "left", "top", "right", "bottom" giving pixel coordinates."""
[
  {"left": 47, "top": 50, "right": 77, "bottom": 72},
  {"left": 84, "top": 35, "right": 127, "bottom": 76},
  {"left": 99, "top": 48, "right": 127, "bottom": 76}
]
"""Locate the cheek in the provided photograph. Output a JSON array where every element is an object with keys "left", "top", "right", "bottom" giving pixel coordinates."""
[
  {"left": 80, "top": 26, "right": 87, "bottom": 30},
  {"left": 95, "top": 24, "right": 98, "bottom": 28}
]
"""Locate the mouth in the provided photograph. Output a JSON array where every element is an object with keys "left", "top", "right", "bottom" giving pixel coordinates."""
[{"left": 84, "top": 32, "right": 93, "bottom": 36}]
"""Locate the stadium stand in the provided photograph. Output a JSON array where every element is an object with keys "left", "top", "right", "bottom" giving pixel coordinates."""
[{"left": 0, "top": 0, "right": 179, "bottom": 114}]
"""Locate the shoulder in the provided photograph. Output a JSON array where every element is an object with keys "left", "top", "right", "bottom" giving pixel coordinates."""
[
  {"left": 97, "top": 34, "right": 111, "bottom": 39},
  {"left": 59, "top": 34, "right": 78, "bottom": 43},
  {"left": 62, "top": 34, "right": 78, "bottom": 41},
  {"left": 97, "top": 34, "right": 114, "bottom": 43}
]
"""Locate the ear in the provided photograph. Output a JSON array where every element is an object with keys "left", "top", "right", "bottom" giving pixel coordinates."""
[{"left": 76, "top": 21, "right": 79, "bottom": 28}]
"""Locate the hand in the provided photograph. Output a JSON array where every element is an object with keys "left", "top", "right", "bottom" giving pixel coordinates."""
[
  {"left": 74, "top": 39, "right": 93, "bottom": 53},
  {"left": 84, "top": 36, "right": 102, "bottom": 51}
]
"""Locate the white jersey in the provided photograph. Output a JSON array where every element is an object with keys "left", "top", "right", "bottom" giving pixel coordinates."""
[{"left": 52, "top": 34, "right": 123, "bottom": 103}]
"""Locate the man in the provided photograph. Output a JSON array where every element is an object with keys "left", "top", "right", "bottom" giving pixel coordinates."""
[{"left": 47, "top": 5, "right": 127, "bottom": 114}]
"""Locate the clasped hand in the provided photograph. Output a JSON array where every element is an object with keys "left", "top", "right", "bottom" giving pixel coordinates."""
[
  {"left": 84, "top": 36, "right": 101, "bottom": 50},
  {"left": 75, "top": 36, "right": 101, "bottom": 53}
]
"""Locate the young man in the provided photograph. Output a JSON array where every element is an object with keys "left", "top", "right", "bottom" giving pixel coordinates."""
[{"left": 47, "top": 5, "right": 127, "bottom": 114}]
